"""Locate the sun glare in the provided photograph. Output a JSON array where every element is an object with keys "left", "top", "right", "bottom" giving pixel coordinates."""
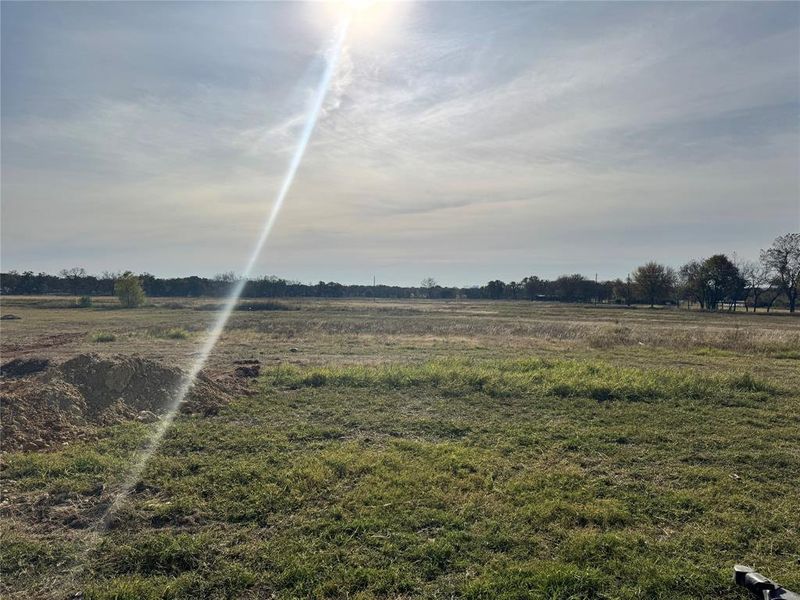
[
  {"left": 320, "top": 0, "right": 407, "bottom": 43},
  {"left": 343, "top": 0, "right": 375, "bottom": 11}
]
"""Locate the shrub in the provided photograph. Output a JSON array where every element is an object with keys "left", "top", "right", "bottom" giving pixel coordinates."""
[
  {"left": 90, "top": 332, "right": 116, "bottom": 343},
  {"left": 114, "top": 272, "right": 146, "bottom": 308},
  {"left": 76, "top": 295, "right": 93, "bottom": 308}
]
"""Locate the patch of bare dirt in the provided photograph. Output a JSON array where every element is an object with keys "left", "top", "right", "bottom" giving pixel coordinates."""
[
  {"left": 1, "top": 332, "right": 84, "bottom": 355},
  {"left": 1, "top": 353, "right": 234, "bottom": 452},
  {"left": 0, "top": 357, "right": 51, "bottom": 378}
]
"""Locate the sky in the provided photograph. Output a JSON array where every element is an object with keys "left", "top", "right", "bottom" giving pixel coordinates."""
[{"left": 2, "top": 1, "right": 799, "bottom": 287}]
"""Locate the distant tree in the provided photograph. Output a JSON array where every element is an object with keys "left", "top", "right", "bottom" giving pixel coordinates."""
[
  {"left": 463, "top": 286, "right": 483, "bottom": 299},
  {"left": 610, "top": 278, "right": 626, "bottom": 305},
  {"left": 632, "top": 262, "right": 675, "bottom": 308},
  {"left": 554, "top": 274, "right": 592, "bottom": 303},
  {"left": 485, "top": 280, "right": 506, "bottom": 300},
  {"left": 420, "top": 277, "right": 437, "bottom": 289},
  {"left": 679, "top": 261, "right": 704, "bottom": 309},
  {"left": 114, "top": 272, "right": 146, "bottom": 308},
  {"left": 59, "top": 267, "right": 87, "bottom": 295},
  {"left": 505, "top": 281, "right": 523, "bottom": 300},
  {"left": 522, "top": 276, "right": 546, "bottom": 301},
  {"left": 420, "top": 277, "right": 438, "bottom": 299},
  {"left": 212, "top": 272, "right": 239, "bottom": 297},
  {"left": 701, "top": 254, "right": 743, "bottom": 310},
  {"left": 316, "top": 281, "right": 345, "bottom": 297},
  {"left": 760, "top": 233, "right": 800, "bottom": 313},
  {"left": 739, "top": 260, "right": 771, "bottom": 313},
  {"left": 596, "top": 280, "right": 614, "bottom": 304},
  {"left": 677, "top": 256, "right": 741, "bottom": 311}
]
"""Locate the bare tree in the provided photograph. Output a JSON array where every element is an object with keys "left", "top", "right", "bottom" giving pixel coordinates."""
[
  {"left": 739, "top": 260, "right": 770, "bottom": 313},
  {"left": 420, "top": 277, "right": 438, "bottom": 299},
  {"left": 760, "top": 233, "right": 800, "bottom": 313},
  {"left": 59, "top": 267, "right": 87, "bottom": 295}
]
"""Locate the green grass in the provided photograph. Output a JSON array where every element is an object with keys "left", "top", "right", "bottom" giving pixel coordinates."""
[
  {"left": 2, "top": 355, "right": 797, "bottom": 599},
  {"left": 2, "top": 299, "right": 798, "bottom": 599},
  {"left": 89, "top": 331, "right": 116, "bottom": 343},
  {"left": 267, "top": 358, "right": 776, "bottom": 405},
  {"left": 149, "top": 327, "right": 190, "bottom": 340},
  {"left": 771, "top": 349, "right": 800, "bottom": 360}
]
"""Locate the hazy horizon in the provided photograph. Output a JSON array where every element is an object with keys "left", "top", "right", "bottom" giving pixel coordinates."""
[{"left": 2, "top": 1, "right": 799, "bottom": 287}]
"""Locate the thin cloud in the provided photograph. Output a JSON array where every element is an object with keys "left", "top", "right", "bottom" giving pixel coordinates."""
[{"left": 1, "top": 1, "right": 798, "bottom": 285}]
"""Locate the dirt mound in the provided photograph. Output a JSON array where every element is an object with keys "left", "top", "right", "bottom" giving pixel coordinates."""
[
  {"left": 1, "top": 314, "right": 21, "bottom": 320},
  {"left": 56, "top": 354, "right": 227, "bottom": 415},
  {"left": 233, "top": 359, "right": 260, "bottom": 378},
  {"left": 1, "top": 378, "right": 89, "bottom": 450},
  {"left": 1, "top": 357, "right": 50, "bottom": 378},
  {"left": 1, "top": 354, "right": 233, "bottom": 452}
]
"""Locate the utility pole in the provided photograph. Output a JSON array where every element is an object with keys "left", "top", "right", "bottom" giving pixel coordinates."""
[
  {"left": 595, "top": 272, "right": 598, "bottom": 305},
  {"left": 373, "top": 275, "right": 376, "bottom": 303}
]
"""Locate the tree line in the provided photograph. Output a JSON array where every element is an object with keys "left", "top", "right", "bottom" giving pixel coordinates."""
[
  {"left": 1, "top": 233, "right": 798, "bottom": 312},
  {"left": 458, "top": 233, "right": 799, "bottom": 313}
]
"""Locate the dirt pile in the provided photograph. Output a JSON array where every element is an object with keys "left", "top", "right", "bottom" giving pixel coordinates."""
[
  {"left": 0, "top": 377, "right": 89, "bottom": 451},
  {"left": 1, "top": 353, "right": 232, "bottom": 451},
  {"left": 233, "top": 359, "right": 260, "bottom": 378},
  {"left": 56, "top": 354, "right": 229, "bottom": 415}
]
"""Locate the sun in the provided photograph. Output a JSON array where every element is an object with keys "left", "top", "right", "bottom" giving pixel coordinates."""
[
  {"left": 342, "top": 0, "right": 376, "bottom": 11},
  {"left": 319, "top": 0, "right": 408, "bottom": 43}
]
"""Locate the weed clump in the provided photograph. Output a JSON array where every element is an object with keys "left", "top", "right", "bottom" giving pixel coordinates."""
[
  {"left": 149, "top": 327, "right": 189, "bottom": 340},
  {"left": 90, "top": 332, "right": 116, "bottom": 343}
]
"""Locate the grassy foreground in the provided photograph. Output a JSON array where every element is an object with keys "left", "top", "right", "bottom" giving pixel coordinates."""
[{"left": 3, "top": 356, "right": 799, "bottom": 599}]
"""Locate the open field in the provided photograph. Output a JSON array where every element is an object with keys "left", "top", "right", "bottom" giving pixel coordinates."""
[{"left": 1, "top": 297, "right": 799, "bottom": 599}]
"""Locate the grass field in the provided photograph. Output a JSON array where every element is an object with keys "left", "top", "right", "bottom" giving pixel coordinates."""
[{"left": 1, "top": 298, "right": 799, "bottom": 599}]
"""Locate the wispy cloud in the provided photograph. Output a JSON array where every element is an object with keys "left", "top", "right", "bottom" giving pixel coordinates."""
[{"left": 2, "top": 1, "right": 797, "bottom": 284}]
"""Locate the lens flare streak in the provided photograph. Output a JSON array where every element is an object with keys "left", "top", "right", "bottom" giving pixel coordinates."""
[{"left": 92, "top": 15, "right": 352, "bottom": 536}]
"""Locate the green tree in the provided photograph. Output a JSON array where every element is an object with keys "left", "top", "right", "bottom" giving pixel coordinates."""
[
  {"left": 702, "top": 254, "right": 743, "bottom": 310},
  {"left": 485, "top": 280, "right": 505, "bottom": 300},
  {"left": 632, "top": 262, "right": 675, "bottom": 308},
  {"left": 114, "top": 272, "right": 146, "bottom": 308},
  {"left": 679, "top": 260, "right": 706, "bottom": 309},
  {"left": 679, "top": 255, "right": 743, "bottom": 311}
]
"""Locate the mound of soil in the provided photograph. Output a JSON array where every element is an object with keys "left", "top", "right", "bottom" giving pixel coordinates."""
[
  {"left": 1, "top": 354, "right": 232, "bottom": 452},
  {"left": 1, "top": 378, "right": 91, "bottom": 451},
  {"left": 233, "top": 359, "right": 260, "bottom": 378},
  {"left": 56, "top": 354, "right": 228, "bottom": 415}
]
